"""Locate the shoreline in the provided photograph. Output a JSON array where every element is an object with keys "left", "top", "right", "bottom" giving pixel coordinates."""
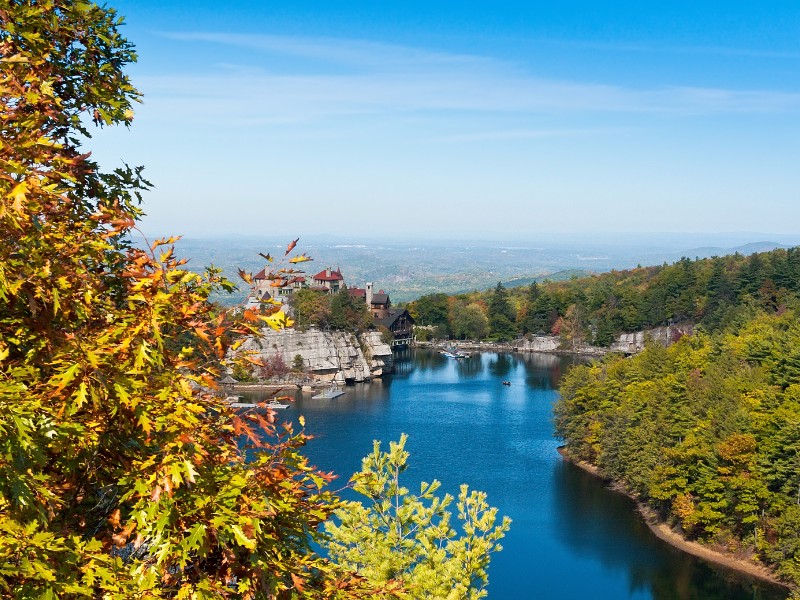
[
  {"left": 556, "top": 446, "right": 792, "bottom": 591},
  {"left": 415, "top": 339, "right": 607, "bottom": 357}
]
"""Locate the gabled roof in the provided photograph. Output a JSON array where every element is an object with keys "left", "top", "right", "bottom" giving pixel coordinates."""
[
  {"left": 371, "top": 293, "right": 390, "bottom": 306},
  {"left": 254, "top": 268, "right": 267, "bottom": 280},
  {"left": 349, "top": 287, "right": 366, "bottom": 298},
  {"left": 312, "top": 268, "right": 344, "bottom": 281},
  {"left": 376, "top": 308, "right": 414, "bottom": 329}
]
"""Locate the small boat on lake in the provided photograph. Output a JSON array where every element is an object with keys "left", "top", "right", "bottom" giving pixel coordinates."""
[{"left": 502, "top": 381, "right": 511, "bottom": 386}]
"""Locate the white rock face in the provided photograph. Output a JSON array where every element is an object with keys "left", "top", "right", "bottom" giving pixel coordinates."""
[
  {"left": 515, "top": 336, "right": 561, "bottom": 353},
  {"left": 608, "top": 324, "right": 693, "bottom": 354},
  {"left": 239, "top": 327, "right": 393, "bottom": 383},
  {"left": 515, "top": 324, "right": 693, "bottom": 356}
]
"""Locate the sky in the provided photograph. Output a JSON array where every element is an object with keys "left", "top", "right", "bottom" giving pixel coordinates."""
[{"left": 89, "top": 1, "right": 800, "bottom": 240}]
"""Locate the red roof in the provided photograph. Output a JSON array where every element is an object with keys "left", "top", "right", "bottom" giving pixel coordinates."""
[
  {"left": 349, "top": 287, "right": 366, "bottom": 297},
  {"left": 254, "top": 268, "right": 267, "bottom": 280},
  {"left": 313, "top": 268, "right": 344, "bottom": 282}
]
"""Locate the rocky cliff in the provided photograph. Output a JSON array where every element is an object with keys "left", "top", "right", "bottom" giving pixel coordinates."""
[
  {"left": 513, "top": 324, "right": 693, "bottom": 356},
  {"left": 239, "top": 328, "right": 393, "bottom": 383}
]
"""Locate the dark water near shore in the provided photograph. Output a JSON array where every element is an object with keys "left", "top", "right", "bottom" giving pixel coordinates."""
[{"left": 241, "top": 349, "right": 789, "bottom": 600}]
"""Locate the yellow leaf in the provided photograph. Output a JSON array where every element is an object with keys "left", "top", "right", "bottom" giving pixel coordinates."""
[
  {"left": 138, "top": 413, "right": 152, "bottom": 434},
  {"left": 9, "top": 181, "right": 27, "bottom": 212},
  {"left": 73, "top": 382, "right": 88, "bottom": 409},
  {"left": 53, "top": 363, "right": 80, "bottom": 392},
  {"left": 230, "top": 524, "right": 256, "bottom": 550},
  {"left": 0, "top": 54, "right": 29, "bottom": 63},
  {"left": 288, "top": 254, "right": 312, "bottom": 264}
]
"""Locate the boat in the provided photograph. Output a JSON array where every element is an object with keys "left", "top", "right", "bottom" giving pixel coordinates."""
[
  {"left": 223, "top": 395, "right": 289, "bottom": 410},
  {"left": 440, "top": 346, "right": 468, "bottom": 359},
  {"left": 265, "top": 399, "right": 289, "bottom": 410},
  {"left": 312, "top": 385, "right": 346, "bottom": 400},
  {"left": 502, "top": 381, "right": 511, "bottom": 386}
]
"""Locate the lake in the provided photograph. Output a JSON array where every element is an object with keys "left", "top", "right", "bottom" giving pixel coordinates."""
[{"left": 241, "top": 349, "right": 788, "bottom": 600}]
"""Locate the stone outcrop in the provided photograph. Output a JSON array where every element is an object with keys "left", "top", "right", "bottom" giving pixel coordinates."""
[
  {"left": 608, "top": 324, "right": 693, "bottom": 354},
  {"left": 514, "top": 335, "right": 561, "bottom": 353},
  {"left": 513, "top": 324, "right": 693, "bottom": 356},
  {"left": 239, "top": 328, "right": 393, "bottom": 384}
]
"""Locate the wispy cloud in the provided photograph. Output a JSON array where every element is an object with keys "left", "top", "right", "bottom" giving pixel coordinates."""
[
  {"left": 539, "top": 39, "right": 800, "bottom": 61},
  {"left": 159, "top": 31, "right": 504, "bottom": 73},
  {"left": 428, "top": 128, "right": 623, "bottom": 143},
  {"left": 140, "top": 32, "right": 800, "bottom": 127}
]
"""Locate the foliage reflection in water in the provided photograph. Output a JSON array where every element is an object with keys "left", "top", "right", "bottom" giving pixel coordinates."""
[{"left": 241, "top": 350, "right": 788, "bottom": 600}]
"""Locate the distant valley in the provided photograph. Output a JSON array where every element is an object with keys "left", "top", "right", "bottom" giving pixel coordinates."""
[{"left": 163, "top": 233, "right": 799, "bottom": 306}]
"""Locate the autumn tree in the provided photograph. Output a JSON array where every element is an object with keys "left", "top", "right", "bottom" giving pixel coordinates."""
[
  {"left": 329, "top": 287, "right": 373, "bottom": 332},
  {"left": 407, "top": 293, "right": 451, "bottom": 336},
  {"left": 556, "top": 304, "right": 585, "bottom": 351},
  {"left": 451, "top": 301, "right": 489, "bottom": 340},
  {"left": 290, "top": 288, "right": 332, "bottom": 330},
  {"left": 0, "top": 3, "right": 388, "bottom": 597}
]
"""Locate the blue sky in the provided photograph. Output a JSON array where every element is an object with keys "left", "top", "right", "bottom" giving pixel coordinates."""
[{"left": 91, "top": 1, "right": 800, "bottom": 239}]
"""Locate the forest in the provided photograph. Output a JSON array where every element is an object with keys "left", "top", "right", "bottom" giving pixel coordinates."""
[
  {"left": 540, "top": 248, "right": 800, "bottom": 592},
  {"left": 407, "top": 248, "right": 800, "bottom": 346},
  {"left": 555, "top": 308, "right": 800, "bottom": 592}
]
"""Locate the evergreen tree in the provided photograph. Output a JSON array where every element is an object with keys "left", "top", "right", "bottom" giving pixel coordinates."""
[{"left": 488, "top": 282, "right": 517, "bottom": 341}]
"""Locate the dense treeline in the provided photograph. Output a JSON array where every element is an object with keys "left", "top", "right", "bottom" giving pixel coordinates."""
[
  {"left": 555, "top": 310, "right": 800, "bottom": 590},
  {"left": 408, "top": 248, "right": 800, "bottom": 346},
  {"left": 289, "top": 287, "right": 374, "bottom": 332}
]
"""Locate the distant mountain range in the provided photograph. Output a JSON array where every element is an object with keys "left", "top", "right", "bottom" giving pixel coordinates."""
[
  {"left": 162, "top": 234, "right": 797, "bottom": 306},
  {"left": 682, "top": 241, "right": 787, "bottom": 258}
]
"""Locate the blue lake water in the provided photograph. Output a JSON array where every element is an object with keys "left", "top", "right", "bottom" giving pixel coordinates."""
[{"left": 242, "top": 350, "right": 789, "bottom": 600}]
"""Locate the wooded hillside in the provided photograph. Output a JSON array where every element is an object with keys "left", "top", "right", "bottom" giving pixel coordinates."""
[
  {"left": 408, "top": 248, "right": 800, "bottom": 345},
  {"left": 555, "top": 310, "right": 800, "bottom": 591}
]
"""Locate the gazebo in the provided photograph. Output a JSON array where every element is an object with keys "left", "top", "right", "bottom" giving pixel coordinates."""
[{"left": 220, "top": 374, "right": 238, "bottom": 395}]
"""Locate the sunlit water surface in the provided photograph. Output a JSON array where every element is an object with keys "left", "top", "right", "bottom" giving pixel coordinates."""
[{"left": 242, "top": 350, "right": 788, "bottom": 600}]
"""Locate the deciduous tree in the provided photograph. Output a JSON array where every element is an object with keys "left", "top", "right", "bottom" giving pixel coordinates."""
[
  {"left": 324, "top": 435, "right": 510, "bottom": 600},
  {"left": 0, "top": 3, "right": 387, "bottom": 597}
]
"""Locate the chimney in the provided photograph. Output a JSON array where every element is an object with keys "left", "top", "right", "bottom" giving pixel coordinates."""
[
  {"left": 366, "top": 282, "right": 373, "bottom": 306},
  {"left": 325, "top": 267, "right": 331, "bottom": 278}
]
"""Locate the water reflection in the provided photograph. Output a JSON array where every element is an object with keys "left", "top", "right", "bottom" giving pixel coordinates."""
[
  {"left": 552, "top": 459, "right": 787, "bottom": 600},
  {"left": 487, "top": 352, "right": 516, "bottom": 378},
  {"left": 455, "top": 354, "right": 484, "bottom": 378},
  {"left": 409, "top": 348, "right": 448, "bottom": 373}
]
